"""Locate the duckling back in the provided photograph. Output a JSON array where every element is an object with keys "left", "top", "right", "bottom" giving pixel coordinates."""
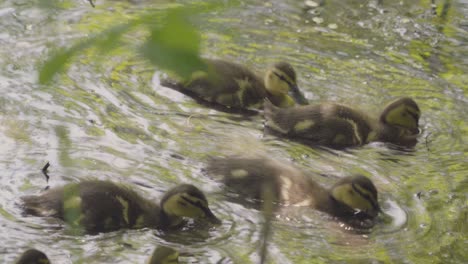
[
  {"left": 161, "top": 59, "right": 267, "bottom": 109},
  {"left": 264, "top": 100, "right": 374, "bottom": 148},
  {"left": 208, "top": 156, "right": 381, "bottom": 228},
  {"left": 207, "top": 156, "right": 325, "bottom": 209},
  {"left": 21, "top": 180, "right": 159, "bottom": 234},
  {"left": 264, "top": 98, "right": 421, "bottom": 148}
]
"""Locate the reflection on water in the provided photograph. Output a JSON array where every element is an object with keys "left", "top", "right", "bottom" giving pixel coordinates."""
[{"left": 0, "top": 0, "right": 467, "bottom": 263}]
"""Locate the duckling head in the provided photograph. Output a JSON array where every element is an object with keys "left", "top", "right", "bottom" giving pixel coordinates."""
[
  {"left": 380, "top": 97, "right": 420, "bottom": 135},
  {"left": 264, "top": 62, "right": 308, "bottom": 105},
  {"left": 330, "top": 175, "right": 380, "bottom": 219},
  {"left": 16, "top": 249, "right": 50, "bottom": 264},
  {"left": 161, "top": 184, "right": 221, "bottom": 226}
]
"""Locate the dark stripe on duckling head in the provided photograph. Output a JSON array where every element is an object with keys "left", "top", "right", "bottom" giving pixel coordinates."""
[
  {"left": 180, "top": 195, "right": 221, "bottom": 224},
  {"left": 382, "top": 98, "right": 419, "bottom": 115},
  {"left": 161, "top": 184, "right": 206, "bottom": 205},
  {"left": 273, "top": 62, "right": 297, "bottom": 81},
  {"left": 273, "top": 72, "right": 293, "bottom": 87},
  {"left": 351, "top": 183, "right": 380, "bottom": 213},
  {"left": 407, "top": 110, "right": 419, "bottom": 123},
  {"left": 331, "top": 175, "right": 380, "bottom": 219},
  {"left": 273, "top": 65, "right": 308, "bottom": 105},
  {"left": 161, "top": 184, "right": 220, "bottom": 224},
  {"left": 380, "top": 97, "right": 420, "bottom": 131}
]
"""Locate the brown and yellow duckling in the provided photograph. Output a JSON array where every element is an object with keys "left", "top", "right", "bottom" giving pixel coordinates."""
[
  {"left": 161, "top": 59, "right": 308, "bottom": 113},
  {"left": 16, "top": 249, "right": 50, "bottom": 264},
  {"left": 207, "top": 156, "right": 381, "bottom": 223},
  {"left": 21, "top": 180, "right": 220, "bottom": 234},
  {"left": 264, "top": 97, "right": 420, "bottom": 149}
]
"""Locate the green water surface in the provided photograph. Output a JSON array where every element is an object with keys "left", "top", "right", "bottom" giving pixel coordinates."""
[{"left": 0, "top": 0, "right": 466, "bottom": 263}]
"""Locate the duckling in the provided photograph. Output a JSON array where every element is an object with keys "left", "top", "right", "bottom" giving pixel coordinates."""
[
  {"left": 21, "top": 180, "right": 220, "bottom": 234},
  {"left": 148, "top": 246, "right": 179, "bottom": 264},
  {"left": 264, "top": 97, "right": 420, "bottom": 149},
  {"left": 160, "top": 59, "right": 308, "bottom": 113},
  {"left": 207, "top": 156, "right": 380, "bottom": 222},
  {"left": 16, "top": 248, "right": 50, "bottom": 264}
]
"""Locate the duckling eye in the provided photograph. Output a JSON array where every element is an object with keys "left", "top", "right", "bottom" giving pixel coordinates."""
[
  {"left": 407, "top": 111, "right": 419, "bottom": 121},
  {"left": 178, "top": 201, "right": 188, "bottom": 207},
  {"left": 181, "top": 196, "right": 206, "bottom": 210},
  {"left": 273, "top": 72, "right": 292, "bottom": 86}
]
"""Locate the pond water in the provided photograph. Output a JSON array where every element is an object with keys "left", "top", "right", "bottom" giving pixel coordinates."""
[{"left": 0, "top": 0, "right": 467, "bottom": 263}]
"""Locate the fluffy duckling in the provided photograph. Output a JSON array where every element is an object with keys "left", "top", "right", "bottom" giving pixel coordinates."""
[
  {"left": 207, "top": 156, "right": 380, "bottom": 222},
  {"left": 161, "top": 59, "right": 308, "bottom": 113},
  {"left": 16, "top": 249, "right": 50, "bottom": 264},
  {"left": 21, "top": 180, "right": 220, "bottom": 234},
  {"left": 148, "top": 246, "right": 179, "bottom": 264},
  {"left": 264, "top": 97, "right": 420, "bottom": 149}
]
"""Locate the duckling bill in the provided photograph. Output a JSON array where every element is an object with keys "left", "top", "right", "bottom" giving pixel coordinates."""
[
  {"left": 21, "top": 180, "right": 220, "bottom": 234},
  {"left": 160, "top": 59, "right": 308, "bottom": 113},
  {"left": 207, "top": 156, "right": 381, "bottom": 224},
  {"left": 264, "top": 97, "right": 420, "bottom": 149}
]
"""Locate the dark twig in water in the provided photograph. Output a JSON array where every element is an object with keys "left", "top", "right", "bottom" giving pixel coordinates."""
[
  {"left": 42, "top": 162, "right": 50, "bottom": 183},
  {"left": 88, "top": 0, "right": 95, "bottom": 8}
]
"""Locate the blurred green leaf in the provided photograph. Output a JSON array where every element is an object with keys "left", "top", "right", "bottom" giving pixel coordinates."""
[
  {"left": 39, "top": 45, "right": 81, "bottom": 84},
  {"left": 63, "top": 183, "right": 85, "bottom": 235},
  {"left": 94, "top": 23, "right": 134, "bottom": 53},
  {"left": 39, "top": 24, "right": 133, "bottom": 84},
  {"left": 140, "top": 8, "right": 207, "bottom": 79},
  {"left": 38, "top": 2, "right": 233, "bottom": 84}
]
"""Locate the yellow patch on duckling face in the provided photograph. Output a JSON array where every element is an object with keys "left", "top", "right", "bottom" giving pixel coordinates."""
[
  {"left": 279, "top": 96, "right": 295, "bottom": 107},
  {"left": 331, "top": 183, "right": 377, "bottom": 213},
  {"left": 163, "top": 193, "right": 207, "bottom": 219},
  {"left": 293, "top": 120, "right": 315, "bottom": 132},
  {"left": 264, "top": 70, "right": 291, "bottom": 95},
  {"left": 384, "top": 104, "right": 420, "bottom": 131},
  {"left": 230, "top": 169, "right": 249, "bottom": 178}
]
